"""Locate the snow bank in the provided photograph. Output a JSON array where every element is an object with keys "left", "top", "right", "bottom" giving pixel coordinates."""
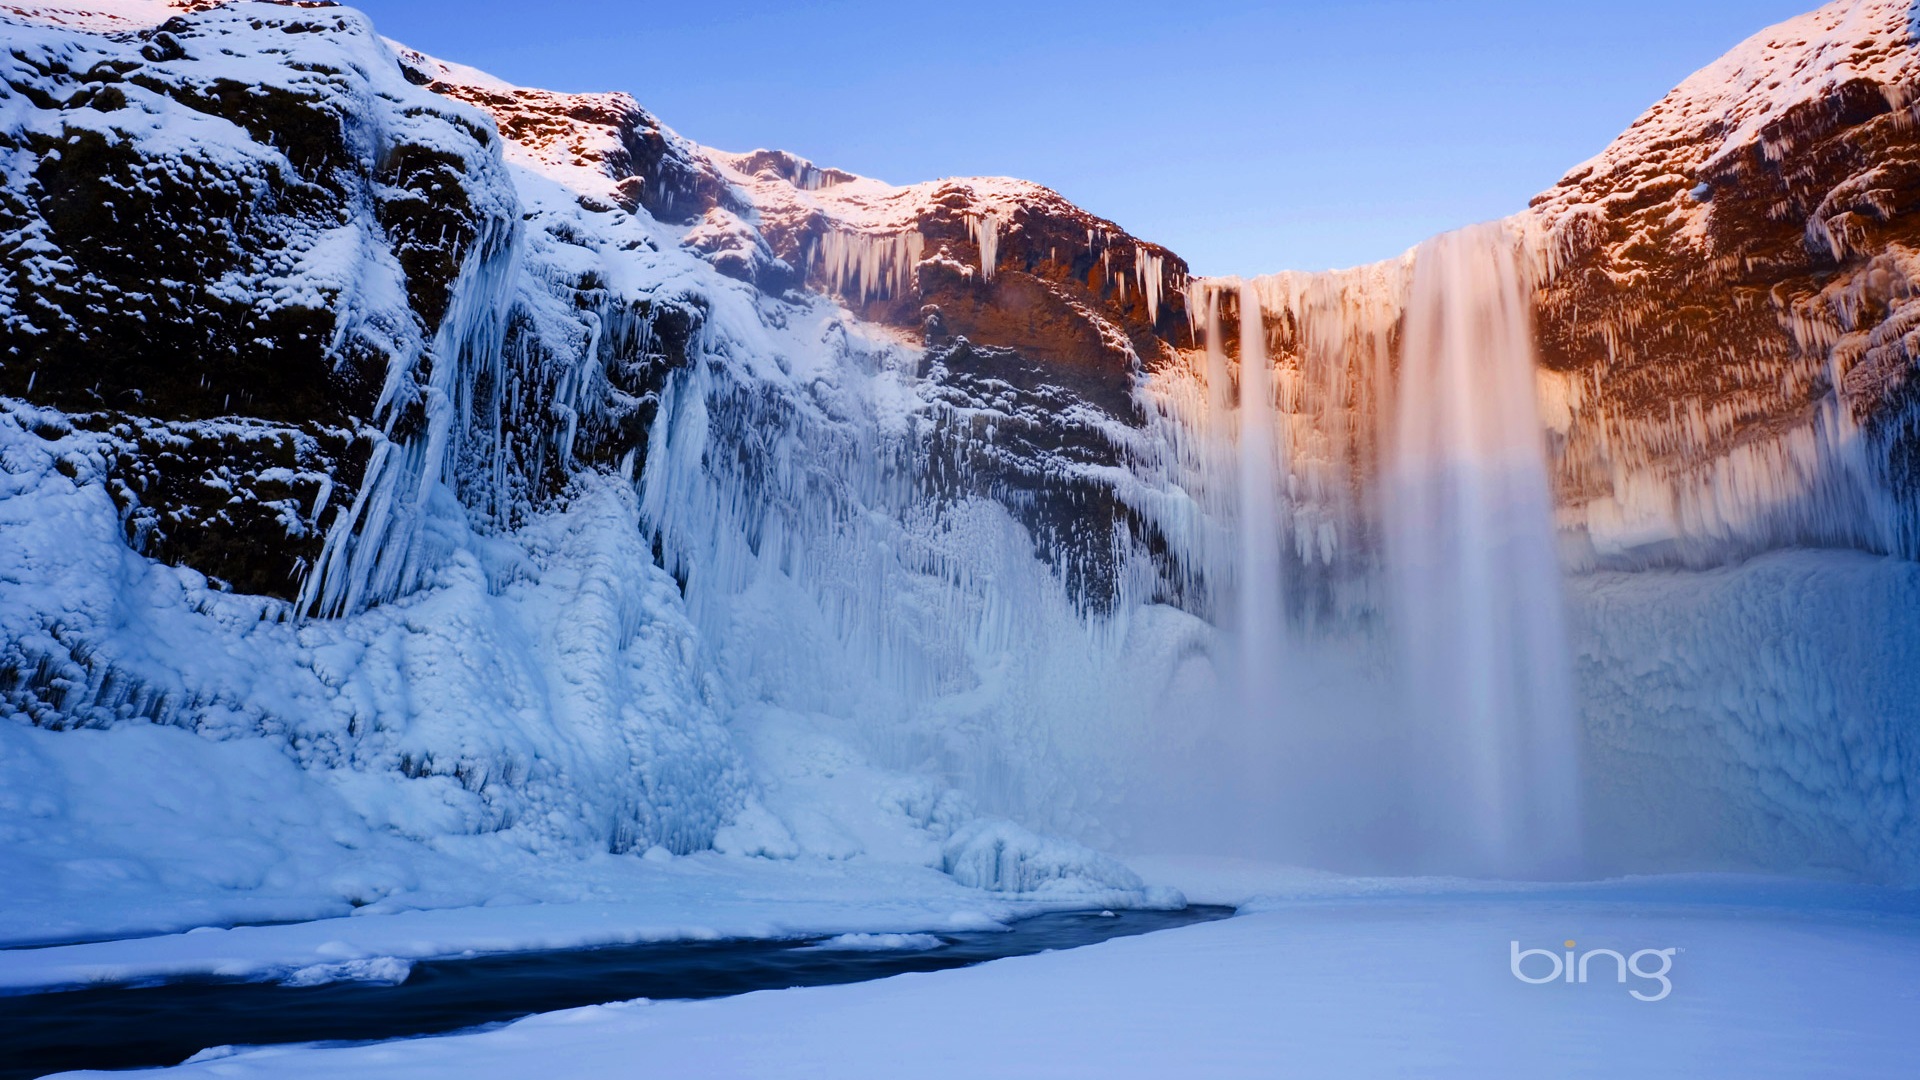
[
  {"left": 0, "top": 403, "right": 749, "bottom": 940},
  {"left": 60, "top": 881, "right": 1920, "bottom": 1079},
  {"left": 0, "top": 851, "right": 1104, "bottom": 993}
]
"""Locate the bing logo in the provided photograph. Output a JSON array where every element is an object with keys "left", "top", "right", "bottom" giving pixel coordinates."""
[{"left": 1510, "top": 939, "right": 1676, "bottom": 1001}]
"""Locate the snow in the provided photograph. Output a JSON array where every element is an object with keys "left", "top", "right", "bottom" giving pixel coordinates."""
[
  {"left": 1534, "top": 0, "right": 1920, "bottom": 238},
  {"left": 0, "top": 0, "right": 174, "bottom": 32},
  {"left": 40, "top": 875, "right": 1920, "bottom": 1079},
  {"left": 278, "top": 957, "right": 412, "bottom": 989},
  {"left": 806, "top": 932, "right": 944, "bottom": 951},
  {"left": 0, "top": 852, "right": 1124, "bottom": 993},
  {"left": 0, "top": 424, "right": 744, "bottom": 942}
]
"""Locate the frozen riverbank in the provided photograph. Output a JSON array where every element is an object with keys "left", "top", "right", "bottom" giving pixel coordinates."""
[{"left": 30, "top": 872, "right": 1918, "bottom": 1079}]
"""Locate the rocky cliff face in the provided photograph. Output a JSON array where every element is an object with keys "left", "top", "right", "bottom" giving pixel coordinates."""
[
  {"left": 1531, "top": 0, "right": 1920, "bottom": 567},
  {"left": 10, "top": 0, "right": 1920, "bottom": 616},
  {"left": 44, "top": 1, "right": 1920, "bottom": 621},
  {"left": 0, "top": 0, "right": 743, "bottom": 864},
  {"left": 397, "top": 53, "right": 1200, "bottom": 613},
  {"left": 0, "top": 0, "right": 1915, "bottom": 889},
  {"left": 0, "top": 1, "right": 720, "bottom": 609}
]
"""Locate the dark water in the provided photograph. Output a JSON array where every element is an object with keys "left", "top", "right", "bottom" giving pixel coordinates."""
[{"left": 0, "top": 905, "right": 1231, "bottom": 1078}]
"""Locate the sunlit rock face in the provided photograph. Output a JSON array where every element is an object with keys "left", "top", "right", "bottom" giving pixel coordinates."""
[
  {"left": 1531, "top": 0, "right": 1920, "bottom": 567},
  {"left": 0, "top": 0, "right": 1915, "bottom": 892},
  {"left": 1520, "top": 4, "right": 1920, "bottom": 882}
]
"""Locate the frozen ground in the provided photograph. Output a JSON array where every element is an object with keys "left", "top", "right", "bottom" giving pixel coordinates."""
[
  {"left": 33, "top": 867, "right": 1920, "bottom": 1080},
  {"left": 0, "top": 852, "right": 1165, "bottom": 993}
]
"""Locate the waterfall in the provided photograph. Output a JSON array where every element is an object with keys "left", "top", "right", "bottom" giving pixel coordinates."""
[
  {"left": 1234, "top": 284, "right": 1286, "bottom": 723},
  {"left": 1386, "top": 222, "right": 1581, "bottom": 878},
  {"left": 1135, "top": 235, "right": 1586, "bottom": 876}
]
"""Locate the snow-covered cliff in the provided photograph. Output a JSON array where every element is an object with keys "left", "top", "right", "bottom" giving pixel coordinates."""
[
  {"left": 1, "top": 0, "right": 1916, "bottom": 939},
  {"left": 0, "top": 0, "right": 1186, "bottom": 937}
]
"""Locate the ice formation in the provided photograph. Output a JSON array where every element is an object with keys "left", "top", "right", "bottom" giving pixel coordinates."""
[
  {"left": 2, "top": 0, "right": 1918, "bottom": 952},
  {"left": 299, "top": 212, "right": 522, "bottom": 618},
  {"left": 1133, "top": 249, "right": 1166, "bottom": 325},
  {"left": 968, "top": 211, "right": 1004, "bottom": 282},
  {"left": 812, "top": 229, "right": 925, "bottom": 305}
]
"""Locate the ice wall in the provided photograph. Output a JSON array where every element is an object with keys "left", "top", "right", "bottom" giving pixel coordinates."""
[
  {"left": 631, "top": 286, "right": 1203, "bottom": 842},
  {"left": 1569, "top": 549, "right": 1920, "bottom": 882}
]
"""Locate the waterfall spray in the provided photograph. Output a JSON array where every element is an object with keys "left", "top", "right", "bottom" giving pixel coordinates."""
[{"left": 1387, "top": 222, "right": 1582, "bottom": 878}]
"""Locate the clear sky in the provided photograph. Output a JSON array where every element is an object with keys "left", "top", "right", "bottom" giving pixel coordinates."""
[{"left": 352, "top": 0, "right": 1817, "bottom": 276}]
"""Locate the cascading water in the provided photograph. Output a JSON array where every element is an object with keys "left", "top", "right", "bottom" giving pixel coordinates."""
[
  {"left": 1386, "top": 222, "right": 1581, "bottom": 878},
  {"left": 1233, "top": 284, "right": 1286, "bottom": 726},
  {"left": 1132, "top": 231, "right": 1588, "bottom": 877}
]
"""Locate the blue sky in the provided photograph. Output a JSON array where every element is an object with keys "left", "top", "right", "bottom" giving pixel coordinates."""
[{"left": 354, "top": 0, "right": 1815, "bottom": 276}]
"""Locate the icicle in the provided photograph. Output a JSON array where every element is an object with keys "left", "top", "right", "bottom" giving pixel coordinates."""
[
  {"left": 298, "top": 210, "right": 523, "bottom": 618},
  {"left": 1134, "top": 248, "right": 1164, "bottom": 324},
  {"left": 814, "top": 229, "right": 926, "bottom": 304},
  {"left": 967, "top": 211, "right": 1005, "bottom": 283}
]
